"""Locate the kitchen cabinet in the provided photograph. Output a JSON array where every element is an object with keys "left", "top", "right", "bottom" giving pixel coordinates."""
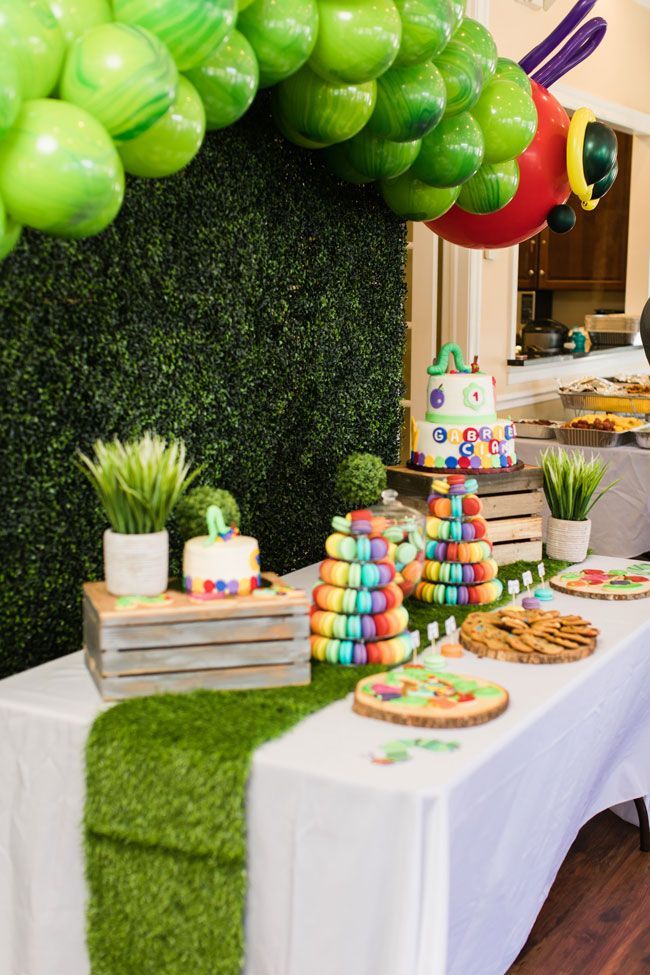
[{"left": 518, "top": 130, "right": 632, "bottom": 292}]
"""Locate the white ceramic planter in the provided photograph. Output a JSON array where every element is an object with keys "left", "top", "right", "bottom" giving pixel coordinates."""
[
  {"left": 103, "top": 529, "right": 169, "bottom": 596},
  {"left": 546, "top": 517, "right": 591, "bottom": 563}
]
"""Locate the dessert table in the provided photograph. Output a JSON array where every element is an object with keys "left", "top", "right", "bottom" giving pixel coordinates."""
[
  {"left": 516, "top": 438, "right": 650, "bottom": 557},
  {"left": 1, "top": 556, "right": 649, "bottom": 975}
]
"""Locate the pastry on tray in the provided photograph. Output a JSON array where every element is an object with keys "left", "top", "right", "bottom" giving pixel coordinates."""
[
  {"left": 460, "top": 607, "right": 599, "bottom": 664},
  {"left": 563, "top": 414, "right": 643, "bottom": 432}
]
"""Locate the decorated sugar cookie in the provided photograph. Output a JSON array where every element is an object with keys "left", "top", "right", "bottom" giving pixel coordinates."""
[
  {"left": 353, "top": 664, "right": 509, "bottom": 728},
  {"left": 550, "top": 565, "right": 650, "bottom": 600}
]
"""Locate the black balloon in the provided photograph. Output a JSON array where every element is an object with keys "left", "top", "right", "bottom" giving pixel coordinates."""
[
  {"left": 591, "top": 160, "right": 618, "bottom": 200},
  {"left": 583, "top": 121, "right": 617, "bottom": 185},
  {"left": 547, "top": 204, "right": 576, "bottom": 234}
]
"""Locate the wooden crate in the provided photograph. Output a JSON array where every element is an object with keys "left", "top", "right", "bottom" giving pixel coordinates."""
[
  {"left": 83, "top": 575, "right": 311, "bottom": 701},
  {"left": 386, "top": 464, "right": 544, "bottom": 566}
]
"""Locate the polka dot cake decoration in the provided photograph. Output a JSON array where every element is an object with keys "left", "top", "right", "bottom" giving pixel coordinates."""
[{"left": 415, "top": 475, "right": 502, "bottom": 607}]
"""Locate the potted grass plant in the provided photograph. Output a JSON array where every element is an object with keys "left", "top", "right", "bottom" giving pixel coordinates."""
[
  {"left": 540, "top": 448, "right": 618, "bottom": 562},
  {"left": 78, "top": 433, "right": 199, "bottom": 596}
]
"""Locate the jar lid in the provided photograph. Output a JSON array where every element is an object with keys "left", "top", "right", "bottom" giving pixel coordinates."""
[{"left": 369, "top": 489, "right": 423, "bottom": 530}]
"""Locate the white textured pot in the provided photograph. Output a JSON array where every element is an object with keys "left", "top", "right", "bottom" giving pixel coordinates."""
[
  {"left": 103, "top": 529, "right": 169, "bottom": 596},
  {"left": 546, "top": 517, "right": 591, "bottom": 563}
]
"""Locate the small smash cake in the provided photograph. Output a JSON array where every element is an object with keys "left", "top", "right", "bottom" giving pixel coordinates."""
[
  {"left": 183, "top": 505, "right": 261, "bottom": 599},
  {"left": 410, "top": 342, "right": 518, "bottom": 473}
]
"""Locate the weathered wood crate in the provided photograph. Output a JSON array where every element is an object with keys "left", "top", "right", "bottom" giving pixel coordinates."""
[
  {"left": 83, "top": 575, "right": 311, "bottom": 701},
  {"left": 387, "top": 464, "right": 543, "bottom": 566}
]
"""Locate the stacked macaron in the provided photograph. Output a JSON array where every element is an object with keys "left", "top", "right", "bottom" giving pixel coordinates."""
[
  {"left": 414, "top": 475, "right": 503, "bottom": 607},
  {"left": 310, "top": 513, "right": 415, "bottom": 666}
]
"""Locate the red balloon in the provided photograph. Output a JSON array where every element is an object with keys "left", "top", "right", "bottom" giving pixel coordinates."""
[{"left": 427, "top": 80, "right": 571, "bottom": 248}]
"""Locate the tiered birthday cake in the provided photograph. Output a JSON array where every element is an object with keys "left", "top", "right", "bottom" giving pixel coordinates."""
[{"left": 409, "top": 343, "right": 517, "bottom": 473}]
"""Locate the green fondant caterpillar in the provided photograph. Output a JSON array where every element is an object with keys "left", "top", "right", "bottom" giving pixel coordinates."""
[{"left": 427, "top": 342, "right": 471, "bottom": 375}]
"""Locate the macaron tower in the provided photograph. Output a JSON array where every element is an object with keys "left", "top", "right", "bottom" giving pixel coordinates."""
[
  {"left": 310, "top": 511, "right": 416, "bottom": 666},
  {"left": 415, "top": 475, "right": 503, "bottom": 606}
]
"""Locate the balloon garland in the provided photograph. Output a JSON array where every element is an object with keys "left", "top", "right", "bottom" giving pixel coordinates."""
[{"left": 0, "top": 0, "right": 619, "bottom": 262}]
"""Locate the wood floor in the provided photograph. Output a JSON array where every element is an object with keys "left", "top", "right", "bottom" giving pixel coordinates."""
[{"left": 508, "top": 811, "right": 650, "bottom": 975}]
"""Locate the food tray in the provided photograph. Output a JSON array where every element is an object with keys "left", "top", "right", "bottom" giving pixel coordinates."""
[
  {"left": 555, "top": 426, "right": 632, "bottom": 448},
  {"left": 588, "top": 331, "right": 641, "bottom": 348},
  {"left": 634, "top": 427, "right": 650, "bottom": 450},
  {"left": 514, "top": 420, "right": 559, "bottom": 440},
  {"left": 559, "top": 391, "right": 650, "bottom": 416},
  {"left": 585, "top": 314, "right": 639, "bottom": 334}
]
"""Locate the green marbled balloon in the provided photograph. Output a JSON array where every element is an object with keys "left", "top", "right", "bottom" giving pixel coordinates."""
[
  {"left": 238, "top": 0, "right": 318, "bottom": 88},
  {"left": 494, "top": 57, "right": 531, "bottom": 95},
  {"left": 309, "top": 0, "right": 402, "bottom": 84},
  {"left": 367, "top": 62, "right": 446, "bottom": 142},
  {"left": 185, "top": 30, "right": 258, "bottom": 131},
  {"left": 393, "top": 0, "right": 454, "bottom": 67},
  {"left": 381, "top": 170, "right": 459, "bottom": 220},
  {"left": 453, "top": 17, "right": 497, "bottom": 85},
  {"left": 448, "top": 0, "right": 465, "bottom": 33},
  {"left": 0, "top": 55, "right": 21, "bottom": 138},
  {"left": 324, "top": 143, "right": 374, "bottom": 182},
  {"left": 434, "top": 38, "right": 482, "bottom": 117},
  {"left": 412, "top": 111, "right": 483, "bottom": 186},
  {"left": 345, "top": 130, "right": 421, "bottom": 178},
  {"left": 471, "top": 79, "right": 537, "bottom": 164},
  {"left": 49, "top": 0, "right": 111, "bottom": 46},
  {"left": 457, "top": 158, "right": 519, "bottom": 214},
  {"left": 0, "top": 98, "right": 124, "bottom": 237},
  {"left": 112, "top": 0, "right": 236, "bottom": 71},
  {"left": 0, "top": 0, "right": 64, "bottom": 99},
  {"left": 273, "top": 65, "right": 376, "bottom": 147},
  {"left": 61, "top": 23, "right": 178, "bottom": 143},
  {"left": 0, "top": 213, "right": 22, "bottom": 261},
  {"left": 118, "top": 76, "right": 205, "bottom": 178}
]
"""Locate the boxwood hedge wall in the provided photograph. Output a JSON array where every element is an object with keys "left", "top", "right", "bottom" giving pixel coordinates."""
[{"left": 0, "top": 96, "right": 407, "bottom": 679}]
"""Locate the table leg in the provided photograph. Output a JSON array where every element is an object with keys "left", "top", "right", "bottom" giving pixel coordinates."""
[{"left": 633, "top": 797, "right": 650, "bottom": 853}]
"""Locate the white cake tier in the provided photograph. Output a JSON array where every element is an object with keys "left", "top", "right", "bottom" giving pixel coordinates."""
[
  {"left": 426, "top": 372, "right": 496, "bottom": 425},
  {"left": 183, "top": 534, "right": 261, "bottom": 597},
  {"left": 411, "top": 417, "right": 517, "bottom": 472}
]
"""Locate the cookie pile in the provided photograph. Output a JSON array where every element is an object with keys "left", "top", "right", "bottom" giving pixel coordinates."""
[{"left": 460, "top": 607, "right": 599, "bottom": 662}]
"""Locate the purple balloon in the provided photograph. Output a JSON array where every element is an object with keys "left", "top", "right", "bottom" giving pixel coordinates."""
[
  {"left": 519, "top": 0, "right": 597, "bottom": 74},
  {"left": 533, "top": 19, "right": 607, "bottom": 88}
]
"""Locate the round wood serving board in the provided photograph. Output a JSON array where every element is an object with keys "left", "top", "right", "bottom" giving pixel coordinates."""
[
  {"left": 549, "top": 572, "right": 650, "bottom": 601},
  {"left": 459, "top": 630, "right": 596, "bottom": 665},
  {"left": 352, "top": 667, "right": 508, "bottom": 728}
]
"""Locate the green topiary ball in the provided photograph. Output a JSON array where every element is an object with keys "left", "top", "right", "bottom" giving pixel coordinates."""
[
  {"left": 335, "top": 452, "right": 387, "bottom": 510},
  {"left": 175, "top": 486, "right": 241, "bottom": 540}
]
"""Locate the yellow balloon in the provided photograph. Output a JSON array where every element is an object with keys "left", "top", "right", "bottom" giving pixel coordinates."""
[{"left": 567, "top": 107, "right": 597, "bottom": 207}]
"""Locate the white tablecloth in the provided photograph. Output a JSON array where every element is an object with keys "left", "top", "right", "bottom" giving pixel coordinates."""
[
  {"left": 1, "top": 557, "right": 649, "bottom": 975},
  {"left": 516, "top": 438, "right": 650, "bottom": 558}
]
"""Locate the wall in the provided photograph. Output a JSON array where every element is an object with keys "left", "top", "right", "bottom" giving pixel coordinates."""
[
  {"left": 479, "top": 0, "right": 650, "bottom": 413},
  {"left": 0, "top": 98, "right": 407, "bottom": 679}
]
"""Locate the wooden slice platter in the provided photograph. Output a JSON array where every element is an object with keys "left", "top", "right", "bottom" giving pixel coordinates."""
[
  {"left": 353, "top": 664, "right": 508, "bottom": 728},
  {"left": 459, "top": 608, "right": 598, "bottom": 665},
  {"left": 549, "top": 565, "right": 650, "bottom": 601}
]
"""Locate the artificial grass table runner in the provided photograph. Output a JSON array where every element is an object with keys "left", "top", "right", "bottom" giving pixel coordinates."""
[{"left": 85, "top": 557, "right": 567, "bottom": 975}]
